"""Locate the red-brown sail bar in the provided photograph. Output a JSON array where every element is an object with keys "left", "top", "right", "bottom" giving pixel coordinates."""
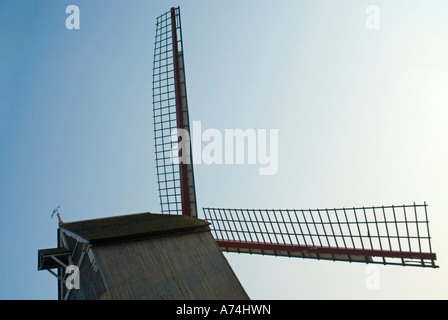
[{"left": 170, "top": 8, "right": 192, "bottom": 217}]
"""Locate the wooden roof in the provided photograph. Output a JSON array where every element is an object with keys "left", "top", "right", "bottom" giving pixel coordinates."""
[{"left": 60, "top": 212, "right": 210, "bottom": 245}]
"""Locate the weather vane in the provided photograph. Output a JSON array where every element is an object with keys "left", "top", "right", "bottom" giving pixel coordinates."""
[{"left": 51, "top": 205, "right": 63, "bottom": 225}]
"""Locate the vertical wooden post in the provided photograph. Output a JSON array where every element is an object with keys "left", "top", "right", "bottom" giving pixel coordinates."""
[{"left": 171, "top": 8, "right": 192, "bottom": 217}]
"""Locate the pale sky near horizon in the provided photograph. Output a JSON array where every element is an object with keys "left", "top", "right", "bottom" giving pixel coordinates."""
[{"left": 1, "top": 0, "right": 447, "bottom": 299}]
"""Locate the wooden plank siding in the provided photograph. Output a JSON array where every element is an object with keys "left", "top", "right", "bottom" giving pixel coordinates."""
[
  {"left": 62, "top": 233, "right": 107, "bottom": 300},
  {"left": 44, "top": 213, "right": 249, "bottom": 300},
  {"left": 92, "top": 230, "right": 249, "bottom": 300}
]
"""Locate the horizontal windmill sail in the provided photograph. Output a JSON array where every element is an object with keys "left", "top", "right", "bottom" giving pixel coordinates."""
[{"left": 203, "top": 203, "right": 437, "bottom": 268}]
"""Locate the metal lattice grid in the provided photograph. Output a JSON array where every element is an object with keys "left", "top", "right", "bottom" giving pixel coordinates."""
[
  {"left": 152, "top": 8, "right": 193, "bottom": 215},
  {"left": 203, "top": 203, "right": 437, "bottom": 267}
]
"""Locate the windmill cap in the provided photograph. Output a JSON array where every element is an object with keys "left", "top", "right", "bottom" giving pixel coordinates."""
[{"left": 59, "top": 212, "right": 210, "bottom": 246}]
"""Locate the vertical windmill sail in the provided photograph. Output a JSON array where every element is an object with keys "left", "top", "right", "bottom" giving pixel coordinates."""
[{"left": 152, "top": 7, "right": 197, "bottom": 217}]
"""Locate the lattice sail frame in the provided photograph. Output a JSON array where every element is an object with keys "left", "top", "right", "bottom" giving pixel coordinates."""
[
  {"left": 152, "top": 7, "right": 197, "bottom": 216},
  {"left": 203, "top": 203, "right": 437, "bottom": 267},
  {"left": 152, "top": 8, "right": 437, "bottom": 269}
]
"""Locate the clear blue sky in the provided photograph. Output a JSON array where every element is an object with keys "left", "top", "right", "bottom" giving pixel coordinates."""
[{"left": 1, "top": 0, "right": 447, "bottom": 299}]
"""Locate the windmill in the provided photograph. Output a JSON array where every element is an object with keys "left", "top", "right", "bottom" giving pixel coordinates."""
[{"left": 152, "top": 7, "right": 438, "bottom": 270}]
